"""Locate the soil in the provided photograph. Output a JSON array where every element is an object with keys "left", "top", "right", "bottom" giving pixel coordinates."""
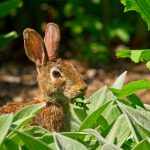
[{"left": 0, "top": 60, "right": 150, "bottom": 106}]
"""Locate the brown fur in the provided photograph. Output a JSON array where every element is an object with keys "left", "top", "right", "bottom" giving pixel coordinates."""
[{"left": 0, "top": 23, "right": 87, "bottom": 132}]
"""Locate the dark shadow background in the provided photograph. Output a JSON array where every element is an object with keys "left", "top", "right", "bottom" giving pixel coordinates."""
[{"left": 0, "top": 0, "right": 149, "bottom": 65}]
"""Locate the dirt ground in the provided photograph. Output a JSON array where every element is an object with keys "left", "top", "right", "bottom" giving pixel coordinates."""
[{"left": 0, "top": 60, "right": 150, "bottom": 106}]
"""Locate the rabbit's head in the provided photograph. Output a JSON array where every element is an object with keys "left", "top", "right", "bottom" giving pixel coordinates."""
[{"left": 23, "top": 23, "right": 87, "bottom": 103}]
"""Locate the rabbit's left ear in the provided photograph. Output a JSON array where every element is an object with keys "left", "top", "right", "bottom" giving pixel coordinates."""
[
  {"left": 44, "top": 23, "right": 60, "bottom": 61},
  {"left": 23, "top": 28, "right": 46, "bottom": 65}
]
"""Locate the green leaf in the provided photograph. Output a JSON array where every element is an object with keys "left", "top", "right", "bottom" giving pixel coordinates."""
[
  {"left": 24, "top": 126, "right": 54, "bottom": 144},
  {"left": 116, "top": 50, "right": 131, "bottom": 58},
  {"left": 15, "top": 130, "right": 51, "bottom": 150},
  {"left": 37, "top": 131, "right": 87, "bottom": 147},
  {"left": 86, "top": 86, "right": 107, "bottom": 115},
  {"left": 94, "top": 115, "right": 109, "bottom": 131},
  {"left": 0, "top": 0, "right": 23, "bottom": 18},
  {"left": 103, "top": 105, "right": 121, "bottom": 125},
  {"left": 124, "top": 113, "right": 142, "bottom": 143},
  {"left": 121, "top": 0, "right": 150, "bottom": 30},
  {"left": 117, "top": 50, "right": 150, "bottom": 61},
  {"left": 116, "top": 50, "right": 150, "bottom": 70},
  {"left": 130, "top": 50, "right": 143, "bottom": 63},
  {"left": 70, "top": 121, "right": 80, "bottom": 132},
  {"left": 2, "top": 138, "right": 19, "bottom": 150},
  {"left": 13, "top": 103, "right": 45, "bottom": 121},
  {"left": 8, "top": 115, "right": 34, "bottom": 138},
  {"left": 132, "top": 139, "right": 150, "bottom": 150},
  {"left": 24, "top": 126, "right": 50, "bottom": 137},
  {"left": 53, "top": 132, "right": 88, "bottom": 150},
  {"left": 0, "top": 32, "right": 18, "bottom": 49},
  {"left": 112, "top": 71, "right": 127, "bottom": 89},
  {"left": 101, "top": 143, "right": 123, "bottom": 150},
  {"left": 127, "top": 94, "right": 145, "bottom": 109},
  {"left": 105, "top": 91, "right": 117, "bottom": 101},
  {"left": 78, "top": 101, "right": 112, "bottom": 131},
  {"left": 106, "top": 114, "right": 130, "bottom": 147},
  {"left": 84, "top": 129, "right": 107, "bottom": 145},
  {"left": 119, "top": 103, "right": 150, "bottom": 137},
  {"left": 70, "top": 104, "right": 87, "bottom": 124},
  {"left": 0, "top": 114, "right": 13, "bottom": 147},
  {"left": 62, "top": 132, "right": 87, "bottom": 141},
  {"left": 146, "top": 61, "right": 150, "bottom": 70},
  {"left": 111, "top": 80, "right": 150, "bottom": 97}
]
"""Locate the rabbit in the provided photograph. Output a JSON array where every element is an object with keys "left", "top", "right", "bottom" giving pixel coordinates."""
[{"left": 0, "top": 23, "right": 87, "bottom": 132}]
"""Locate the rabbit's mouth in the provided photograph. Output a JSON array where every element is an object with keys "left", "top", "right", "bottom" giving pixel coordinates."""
[{"left": 64, "top": 91, "right": 85, "bottom": 102}]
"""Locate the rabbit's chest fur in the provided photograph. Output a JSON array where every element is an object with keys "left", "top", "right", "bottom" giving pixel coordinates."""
[
  {"left": 30, "top": 102, "right": 70, "bottom": 132},
  {"left": 0, "top": 101, "right": 70, "bottom": 132}
]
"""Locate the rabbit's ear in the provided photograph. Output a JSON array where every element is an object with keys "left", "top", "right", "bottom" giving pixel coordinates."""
[
  {"left": 44, "top": 23, "right": 60, "bottom": 61},
  {"left": 23, "top": 28, "right": 46, "bottom": 65}
]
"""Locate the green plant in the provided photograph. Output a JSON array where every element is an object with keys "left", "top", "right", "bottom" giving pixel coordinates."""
[
  {"left": 1, "top": 72, "right": 150, "bottom": 149},
  {"left": 1, "top": 0, "right": 144, "bottom": 64},
  {"left": 117, "top": 0, "right": 150, "bottom": 69},
  {"left": 0, "top": 0, "right": 22, "bottom": 50}
]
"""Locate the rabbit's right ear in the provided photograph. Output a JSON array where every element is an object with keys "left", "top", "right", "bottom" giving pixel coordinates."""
[
  {"left": 23, "top": 28, "right": 46, "bottom": 65},
  {"left": 44, "top": 23, "right": 60, "bottom": 61}
]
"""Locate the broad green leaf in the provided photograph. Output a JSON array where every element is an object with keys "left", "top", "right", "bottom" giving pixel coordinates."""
[
  {"left": 70, "top": 104, "right": 87, "bottom": 124},
  {"left": 127, "top": 94, "right": 145, "bottom": 109},
  {"left": 73, "top": 107, "right": 87, "bottom": 122},
  {"left": 84, "top": 129, "right": 107, "bottom": 145},
  {"left": 24, "top": 126, "right": 50, "bottom": 137},
  {"left": 62, "top": 132, "right": 87, "bottom": 141},
  {"left": 105, "top": 91, "right": 117, "bottom": 102},
  {"left": 53, "top": 132, "right": 88, "bottom": 150},
  {"left": 86, "top": 86, "right": 107, "bottom": 115},
  {"left": 121, "top": 0, "right": 150, "bottom": 30},
  {"left": 103, "top": 104, "right": 121, "bottom": 125},
  {"left": 111, "top": 80, "right": 150, "bottom": 97},
  {"left": 116, "top": 50, "right": 131, "bottom": 58},
  {"left": 0, "top": 114, "right": 13, "bottom": 147},
  {"left": 37, "top": 132, "right": 87, "bottom": 145},
  {"left": 146, "top": 61, "right": 150, "bottom": 70},
  {"left": 2, "top": 138, "right": 19, "bottom": 150},
  {"left": 37, "top": 134, "right": 54, "bottom": 145},
  {"left": 24, "top": 126, "right": 54, "bottom": 145},
  {"left": 78, "top": 101, "right": 112, "bottom": 131},
  {"left": 119, "top": 103, "right": 150, "bottom": 137},
  {"left": 8, "top": 115, "right": 35, "bottom": 138},
  {"left": 106, "top": 114, "right": 130, "bottom": 147},
  {"left": 116, "top": 50, "right": 150, "bottom": 69},
  {"left": 112, "top": 71, "right": 127, "bottom": 89},
  {"left": 130, "top": 50, "right": 143, "bottom": 63},
  {"left": 94, "top": 115, "right": 109, "bottom": 131},
  {"left": 8, "top": 115, "right": 42, "bottom": 142},
  {"left": 0, "top": 0, "right": 23, "bottom": 18},
  {"left": 117, "top": 50, "right": 150, "bottom": 62},
  {"left": 124, "top": 114, "right": 142, "bottom": 143},
  {"left": 101, "top": 144, "right": 123, "bottom": 150},
  {"left": 70, "top": 121, "right": 80, "bottom": 131},
  {"left": 15, "top": 130, "right": 51, "bottom": 150},
  {"left": 0, "top": 32, "right": 18, "bottom": 49},
  {"left": 13, "top": 103, "right": 45, "bottom": 121},
  {"left": 12, "top": 115, "right": 34, "bottom": 128},
  {"left": 132, "top": 139, "right": 150, "bottom": 150}
]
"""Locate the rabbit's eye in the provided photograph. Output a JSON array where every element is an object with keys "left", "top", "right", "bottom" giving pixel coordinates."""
[{"left": 52, "top": 70, "right": 61, "bottom": 78}]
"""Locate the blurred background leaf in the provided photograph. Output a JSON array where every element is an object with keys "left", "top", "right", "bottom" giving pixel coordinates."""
[
  {"left": 0, "top": 0, "right": 23, "bottom": 19},
  {"left": 0, "top": 0, "right": 149, "bottom": 65}
]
